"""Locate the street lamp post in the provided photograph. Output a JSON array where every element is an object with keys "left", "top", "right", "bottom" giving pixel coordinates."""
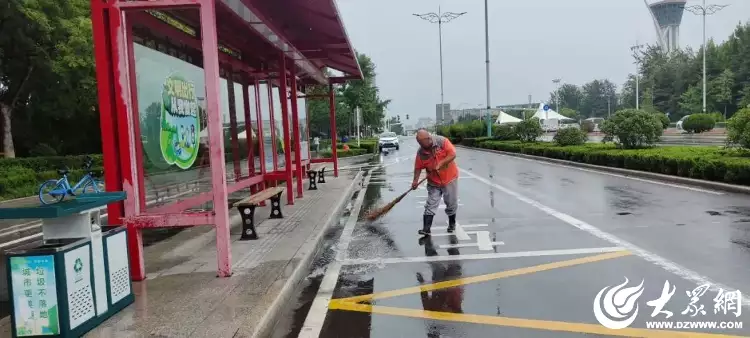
[
  {"left": 685, "top": 1, "right": 728, "bottom": 113},
  {"left": 630, "top": 42, "right": 644, "bottom": 110},
  {"left": 414, "top": 7, "right": 466, "bottom": 127},
  {"left": 552, "top": 79, "right": 561, "bottom": 116},
  {"left": 483, "top": 0, "right": 491, "bottom": 137}
]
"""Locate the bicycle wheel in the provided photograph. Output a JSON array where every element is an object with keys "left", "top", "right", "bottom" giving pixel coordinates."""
[
  {"left": 39, "top": 180, "right": 65, "bottom": 205},
  {"left": 81, "top": 178, "right": 103, "bottom": 195}
]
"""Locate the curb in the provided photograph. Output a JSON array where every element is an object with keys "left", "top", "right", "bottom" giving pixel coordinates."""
[
  {"left": 251, "top": 171, "right": 365, "bottom": 338},
  {"left": 457, "top": 145, "right": 750, "bottom": 195}
]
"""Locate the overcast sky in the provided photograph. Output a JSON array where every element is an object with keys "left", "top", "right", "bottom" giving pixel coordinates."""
[{"left": 336, "top": 0, "right": 750, "bottom": 121}]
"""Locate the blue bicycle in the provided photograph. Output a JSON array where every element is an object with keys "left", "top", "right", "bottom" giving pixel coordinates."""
[{"left": 38, "top": 156, "right": 103, "bottom": 205}]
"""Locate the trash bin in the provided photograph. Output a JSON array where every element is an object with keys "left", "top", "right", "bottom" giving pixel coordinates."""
[{"left": 1, "top": 192, "right": 133, "bottom": 338}]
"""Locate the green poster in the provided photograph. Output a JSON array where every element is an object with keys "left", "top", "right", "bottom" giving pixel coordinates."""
[
  {"left": 160, "top": 73, "right": 200, "bottom": 169},
  {"left": 10, "top": 256, "right": 59, "bottom": 336}
]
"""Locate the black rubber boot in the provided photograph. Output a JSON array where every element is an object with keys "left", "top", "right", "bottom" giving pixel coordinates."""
[
  {"left": 447, "top": 214, "right": 456, "bottom": 233},
  {"left": 419, "top": 214, "right": 433, "bottom": 236}
]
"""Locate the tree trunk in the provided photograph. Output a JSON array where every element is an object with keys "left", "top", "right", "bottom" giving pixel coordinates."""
[{"left": 1, "top": 103, "right": 15, "bottom": 158}]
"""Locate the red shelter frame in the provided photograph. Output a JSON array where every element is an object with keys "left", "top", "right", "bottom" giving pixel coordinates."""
[{"left": 90, "top": 0, "right": 362, "bottom": 280}]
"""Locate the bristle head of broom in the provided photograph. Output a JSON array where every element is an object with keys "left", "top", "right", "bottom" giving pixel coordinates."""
[{"left": 365, "top": 200, "right": 397, "bottom": 221}]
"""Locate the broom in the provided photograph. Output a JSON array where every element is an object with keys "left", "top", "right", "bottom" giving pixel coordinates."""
[{"left": 365, "top": 176, "right": 428, "bottom": 221}]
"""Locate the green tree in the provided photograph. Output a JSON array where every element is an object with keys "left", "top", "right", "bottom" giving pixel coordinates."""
[
  {"left": 559, "top": 107, "right": 579, "bottom": 120},
  {"left": 0, "top": 0, "right": 96, "bottom": 157},
  {"left": 710, "top": 69, "right": 735, "bottom": 118},
  {"left": 679, "top": 85, "right": 703, "bottom": 114},
  {"left": 549, "top": 83, "right": 583, "bottom": 112},
  {"left": 580, "top": 79, "right": 617, "bottom": 118}
]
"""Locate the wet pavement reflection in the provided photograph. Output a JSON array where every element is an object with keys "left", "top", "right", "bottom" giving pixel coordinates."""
[{"left": 272, "top": 137, "right": 750, "bottom": 338}]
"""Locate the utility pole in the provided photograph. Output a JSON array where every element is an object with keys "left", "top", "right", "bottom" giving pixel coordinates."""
[
  {"left": 685, "top": 1, "right": 728, "bottom": 113},
  {"left": 414, "top": 8, "right": 466, "bottom": 126},
  {"left": 630, "top": 42, "right": 645, "bottom": 110},
  {"left": 552, "top": 79, "right": 561, "bottom": 113},
  {"left": 483, "top": 0, "right": 492, "bottom": 137},
  {"left": 608, "top": 97, "right": 611, "bottom": 118}
]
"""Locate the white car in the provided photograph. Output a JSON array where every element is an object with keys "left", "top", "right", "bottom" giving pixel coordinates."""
[
  {"left": 676, "top": 115, "right": 690, "bottom": 133},
  {"left": 378, "top": 132, "right": 399, "bottom": 152}
]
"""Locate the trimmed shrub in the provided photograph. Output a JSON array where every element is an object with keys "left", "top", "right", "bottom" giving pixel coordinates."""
[
  {"left": 581, "top": 120, "right": 596, "bottom": 133},
  {"left": 515, "top": 118, "right": 543, "bottom": 143},
  {"left": 726, "top": 108, "right": 750, "bottom": 149},
  {"left": 683, "top": 113, "right": 716, "bottom": 133},
  {"left": 320, "top": 148, "right": 369, "bottom": 158},
  {"left": 491, "top": 124, "right": 518, "bottom": 141},
  {"left": 654, "top": 113, "right": 670, "bottom": 129},
  {"left": 553, "top": 128, "right": 588, "bottom": 146},
  {"left": 601, "top": 109, "right": 663, "bottom": 149}
]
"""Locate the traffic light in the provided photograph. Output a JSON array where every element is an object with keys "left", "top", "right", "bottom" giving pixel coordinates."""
[
  {"left": 406, "top": 114, "right": 410, "bottom": 120},
  {"left": 397, "top": 115, "right": 401, "bottom": 121}
]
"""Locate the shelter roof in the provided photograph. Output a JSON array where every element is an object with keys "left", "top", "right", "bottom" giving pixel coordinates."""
[{"left": 127, "top": 0, "right": 362, "bottom": 84}]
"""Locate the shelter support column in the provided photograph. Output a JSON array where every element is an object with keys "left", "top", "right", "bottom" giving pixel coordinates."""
[
  {"left": 329, "top": 83, "right": 339, "bottom": 177},
  {"left": 267, "top": 81, "right": 278, "bottom": 171},
  {"left": 279, "top": 54, "right": 294, "bottom": 205},
  {"left": 199, "top": 0, "right": 232, "bottom": 277},
  {"left": 242, "top": 76, "right": 256, "bottom": 194},
  {"left": 290, "top": 68, "right": 303, "bottom": 198},
  {"left": 253, "top": 79, "right": 267, "bottom": 193},
  {"left": 226, "top": 70, "right": 242, "bottom": 181}
]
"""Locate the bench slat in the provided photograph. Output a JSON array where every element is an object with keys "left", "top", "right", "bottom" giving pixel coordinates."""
[
  {"left": 309, "top": 164, "right": 327, "bottom": 171},
  {"left": 234, "top": 186, "right": 285, "bottom": 207}
]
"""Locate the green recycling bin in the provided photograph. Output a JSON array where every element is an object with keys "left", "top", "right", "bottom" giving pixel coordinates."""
[{"left": 1, "top": 192, "right": 134, "bottom": 337}]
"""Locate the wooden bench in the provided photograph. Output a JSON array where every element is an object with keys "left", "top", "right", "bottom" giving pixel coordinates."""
[
  {"left": 306, "top": 163, "right": 328, "bottom": 190},
  {"left": 233, "top": 186, "right": 285, "bottom": 240}
]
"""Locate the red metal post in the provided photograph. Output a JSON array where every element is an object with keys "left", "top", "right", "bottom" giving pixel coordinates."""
[
  {"left": 289, "top": 68, "right": 303, "bottom": 198},
  {"left": 125, "top": 20, "right": 147, "bottom": 212},
  {"left": 329, "top": 83, "right": 339, "bottom": 177},
  {"left": 278, "top": 54, "right": 294, "bottom": 205},
  {"left": 90, "top": 0, "right": 124, "bottom": 224},
  {"left": 253, "top": 80, "right": 265, "bottom": 174},
  {"left": 267, "top": 81, "right": 279, "bottom": 171},
  {"left": 226, "top": 71, "right": 242, "bottom": 181},
  {"left": 241, "top": 76, "right": 256, "bottom": 191},
  {"left": 199, "top": 0, "right": 232, "bottom": 277}
]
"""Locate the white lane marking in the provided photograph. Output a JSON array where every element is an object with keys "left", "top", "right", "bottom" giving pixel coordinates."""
[
  {"left": 466, "top": 148, "right": 723, "bottom": 195},
  {"left": 416, "top": 204, "right": 463, "bottom": 209},
  {"left": 460, "top": 168, "right": 750, "bottom": 307},
  {"left": 299, "top": 171, "right": 373, "bottom": 338},
  {"left": 454, "top": 223, "right": 470, "bottom": 241},
  {"left": 341, "top": 247, "right": 627, "bottom": 265},
  {"left": 431, "top": 224, "right": 487, "bottom": 231}
]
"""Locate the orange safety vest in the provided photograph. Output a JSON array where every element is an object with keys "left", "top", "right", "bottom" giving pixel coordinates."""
[{"left": 414, "top": 135, "right": 458, "bottom": 186}]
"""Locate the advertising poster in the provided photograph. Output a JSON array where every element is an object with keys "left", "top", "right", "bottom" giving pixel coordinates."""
[
  {"left": 160, "top": 73, "right": 200, "bottom": 169},
  {"left": 10, "top": 255, "right": 59, "bottom": 336}
]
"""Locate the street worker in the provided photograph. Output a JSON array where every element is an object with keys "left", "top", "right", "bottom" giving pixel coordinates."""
[{"left": 411, "top": 129, "right": 458, "bottom": 236}]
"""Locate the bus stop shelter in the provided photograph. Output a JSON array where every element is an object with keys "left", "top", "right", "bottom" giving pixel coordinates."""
[{"left": 90, "top": 0, "right": 362, "bottom": 281}]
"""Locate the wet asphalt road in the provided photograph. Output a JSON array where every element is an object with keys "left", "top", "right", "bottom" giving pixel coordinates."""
[{"left": 274, "top": 138, "right": 750, "bottom": 338}]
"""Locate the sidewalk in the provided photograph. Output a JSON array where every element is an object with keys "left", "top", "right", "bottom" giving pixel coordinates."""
[{"left": 0, "top": 171, "right": 363, "bottom": 338}]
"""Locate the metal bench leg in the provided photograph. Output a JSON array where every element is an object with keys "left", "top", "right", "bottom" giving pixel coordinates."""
[
  {"left": 270, "top": 192, "right": 284, "bottom": 219},
  {"left": 318, "top": 168, "right": 326, "bottom": 183},
  {"left": 238, "top": 205, "right": 258, "bottom": 240},
  {"left": 307, "top": 171, "right": 318, "bottom": 190}
]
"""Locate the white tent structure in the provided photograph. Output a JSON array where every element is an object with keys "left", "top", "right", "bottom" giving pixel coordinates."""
[
  {"left": 494, "top": 110, "right": 522, "bottom": 124},
  {"left": 531, "top": 103, "right": 575, "bottom": 121}
]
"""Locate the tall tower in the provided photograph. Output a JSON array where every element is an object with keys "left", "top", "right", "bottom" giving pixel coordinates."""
[{"left": 646, "top": 0, "right": 687, "bottom": 53}]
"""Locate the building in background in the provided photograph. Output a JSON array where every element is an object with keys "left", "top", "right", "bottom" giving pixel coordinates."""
[
  {"left": 415, "top": 117, "right": 435, "bottom": 130},
  {"left": 435, "top": 103, "right": 450, "bottom": 125},
  {"left": 646, "top": 0, "right": 686, "bottom": 54}
]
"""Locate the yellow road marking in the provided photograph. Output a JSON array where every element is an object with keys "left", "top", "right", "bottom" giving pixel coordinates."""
[
  {"left": 331, "top": 302, "right": 745, "bottom": 338},
  {"left": 333, "top": 250, "right": 631, "bottom": 304}
]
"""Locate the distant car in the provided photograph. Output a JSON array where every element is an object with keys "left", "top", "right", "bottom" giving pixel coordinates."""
[
  {"left": 378, "top": 132, "right": 399, "bottom": 152},
  {"left": 676, "top": 115, "right": 690, "bottom": 133}
]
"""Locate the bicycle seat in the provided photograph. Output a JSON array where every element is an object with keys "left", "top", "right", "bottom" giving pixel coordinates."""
[{"left": 57, "top": 169, "right": 69, "bottom": 175}]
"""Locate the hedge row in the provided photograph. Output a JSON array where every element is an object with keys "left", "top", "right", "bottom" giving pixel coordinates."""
[
  {"left": 0, "top": 155, "right": 102, "bottom": 172},
  {"left": 0, "top": 166, "right": 103, "bottom": 201},
  {"left": 460, "top": 139, "right": 750, "bottom": 186},
  {"left": 320, "top": 148, "right": 370, "bottom": 159}
]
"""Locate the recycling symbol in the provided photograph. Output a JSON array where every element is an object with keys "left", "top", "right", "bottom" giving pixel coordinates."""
[{"left": 73, "top": 258, "right": 83, "bottom": 273}]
